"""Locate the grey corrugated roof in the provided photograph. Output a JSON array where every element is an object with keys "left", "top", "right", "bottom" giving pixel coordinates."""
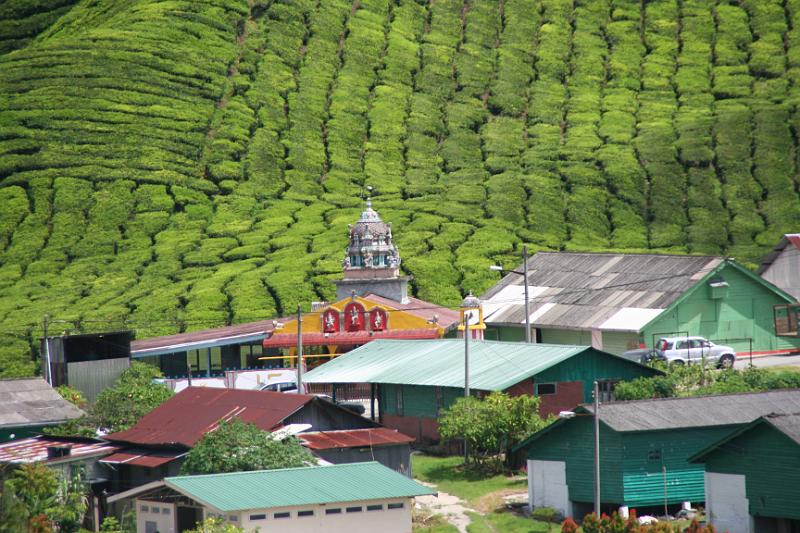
[
  {"left": 0, "top": 378, "right": 84, "bottom": 428},
  {"left": 764, "top": 412, "right": 800, "bottom": 445},
  {"left": 582, "top": 389, "right": 800, "bottom": 432},
  {"left": 482, "top": 252, "right": 723, "bottom": 331}
]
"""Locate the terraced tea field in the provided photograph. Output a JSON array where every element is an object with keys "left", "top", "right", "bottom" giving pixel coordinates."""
[{"left": 1, "top": 0, "right": 799, "bottom": 375}]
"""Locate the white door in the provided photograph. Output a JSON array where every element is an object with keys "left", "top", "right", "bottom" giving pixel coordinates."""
[
  {"left": 705, "top": 472, "right": 751, "bottom": 533},
  {"left": 528, "top": 459, "right": 569, "bottom": 517}
]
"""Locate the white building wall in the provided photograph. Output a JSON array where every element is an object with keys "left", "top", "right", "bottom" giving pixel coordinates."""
[
  {"left": 217, "top": 497, "right": 414, "bottom": 533},
  {"left": 136, "top": 500, "right": 176, "bottom": 533},
  {"left": 762, "top": 248, "right": 800, "bottom": 300},
  {"left": 705, "top": 472, "right": 752, "bottom": 533},
  {"left": 528, "top": 459, "right": 570, "bottom": 517}
]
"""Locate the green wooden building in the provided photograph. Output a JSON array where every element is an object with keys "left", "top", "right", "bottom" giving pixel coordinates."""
[
  {"left": 483, "top": 253, "right": 800, "bottom": 356},
  {"left": 690, "top": 413, "right": 800, "bottom": 533},
  {"left": 303, "top": 339, "right": 660, "bottom": 442},
  {"left": 515, "top": 389, "right": 800, "bottom": 519}
]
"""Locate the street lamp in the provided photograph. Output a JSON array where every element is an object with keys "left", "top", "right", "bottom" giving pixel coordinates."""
[
  {"left": 559, "top": 380, "right": 601, "bottom": 516},
  {"left": 489, "top": 245, "right": 531, "bottom": 343}
]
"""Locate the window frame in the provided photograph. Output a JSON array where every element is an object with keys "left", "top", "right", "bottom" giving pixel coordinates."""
[{"left": 535, "top": 382, "right": 557, "bottom": 395}]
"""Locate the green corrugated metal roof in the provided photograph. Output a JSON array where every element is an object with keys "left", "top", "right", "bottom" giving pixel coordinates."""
[
  {"left": 304, "top": 339, "right": 601, "bottom": 390},
  {"left": 164, "top": 462, "right": 434, "bottom": 512}
]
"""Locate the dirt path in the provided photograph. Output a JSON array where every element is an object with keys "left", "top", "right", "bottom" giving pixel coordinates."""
[{"left": 415, "top": 482, "right": 476, "bottom": 533}]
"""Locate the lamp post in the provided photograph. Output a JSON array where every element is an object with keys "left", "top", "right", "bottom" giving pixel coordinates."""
[{"left": 490, "top": 245, "right": 531, "bottom": 343}]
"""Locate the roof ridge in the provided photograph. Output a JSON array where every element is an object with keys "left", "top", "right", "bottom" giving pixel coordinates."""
[
  {"left": 535, "top": 251, "right": 724, "bottom": 259},
  {"left": 166, "top": 461, "right": 380, "bottom": 481},
  {"left": 589, "top": 387, "right": 800, "bottom": 408}
]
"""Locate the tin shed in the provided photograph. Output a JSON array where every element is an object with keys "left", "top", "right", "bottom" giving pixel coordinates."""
[
  {"left": 690, "top": 413, "right": 800, "bottom": 533},
  {"left": 516, "top": 389, "right": 800, "bottom": 519},
  {"left": 303, "top": 339, "right": 661, "bottom": 442}
]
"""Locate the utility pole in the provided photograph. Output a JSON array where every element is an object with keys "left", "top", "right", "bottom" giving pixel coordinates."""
[
  {"left": 523, "top": 245, "right": 531, "bottom": 343},
  {"left": 593, "top": 380, "right": 601, "bottom": 516},
  {"left": 464, "top": 311, "right": 470, "bottom": 464},
  {"left": 43, "top": 314, "right": 51, "bottom": 385},
  {"left": 296, "top": 305, "right": 304, "bottom": 394}
]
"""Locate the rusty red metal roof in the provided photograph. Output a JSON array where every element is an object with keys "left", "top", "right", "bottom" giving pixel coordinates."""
[
  {"left": 263, "top": 328, "right": 441, "bottom": 348},
  {"left": 100, "top": 448, "right": 184, "bottom": 468},
  {"left": 131, "top": 319, "right": 288, "bottom": 357},
  {"left": 105, "top": 388, "right": 314, "bottom": 447},
  {"left": 0, "top": 436, "right": 119, "bottom": 464},
  {"left": 299, "top": 428, "right": 415, "bottom": 450}
]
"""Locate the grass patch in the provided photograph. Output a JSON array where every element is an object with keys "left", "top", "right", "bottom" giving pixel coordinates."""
[
  {"left": 466, "top": 511, "right": 556, "bottom": 533},
  {"left": 412, "top": 454, "right": 527, "bottom": 508}
]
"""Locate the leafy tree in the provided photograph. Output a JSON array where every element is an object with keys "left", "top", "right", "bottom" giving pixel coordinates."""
[
  {"left": 1, "top": 463, "right": 87, "bottom": 533},
  {"left": 47, "top": 362, "right": 173, "bottom": 437},
  {"left": 93, "top": 362, "right": 173, "bottom": 432},
  {"left": 180, "top": 418, "right": 315, "bottom": 475},
  {"left": 55, "top": 386, "right": 87, "bottom": 409},
  {"left": 185, "top": 517, "right": 243, "bottom": 533},
  {"left": 438, "top": 392, "right": 553, "bottom": 467}
]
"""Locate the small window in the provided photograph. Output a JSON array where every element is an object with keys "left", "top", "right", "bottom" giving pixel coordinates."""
[
  {"left": 648, "top": 449, "right": 662, "bottom": 461},
  {"left": 395, "top": 387, "right": 404, "bottom": 415},
  {"left": 366, "top": 504, "right": 383, "bottom": 511},
  {"left": 298, "top": 510, "right": 314, "bottom": 517},
  {"left": 151, "top": 507, "right": 160, "bottom": 514},
  {"left": 325, "top": 508, "right": 342, "bottom": 515},
  {"left": 162, "top": 507, "right": 171, "bottom": 515},
  {"left": 536, "top": 383, "right": 556, "bottom": 395},
  {"left": 140, "top": 505, "right": 149, "bottom": 513},
  {"left": 249, "top": 514, "right": 266, "bottom": 521},
  {"left": 387, "top": 502, "right": 404, "bottom": 510},
  {"left": 346, "top": 506, "right": 363, "bottom": 513},
  {"left": 274, "top": 512, "right": 290, "bottom": 519},
  {"left": 228, "top": 515, "right": 238, "bottom": 522}
]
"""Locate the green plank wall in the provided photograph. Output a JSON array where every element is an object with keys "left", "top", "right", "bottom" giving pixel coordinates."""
[
  {"left": 535, "top": 350, "right": 660, "bottom": 402},
  {"left": 541, "top": 328, "right": 593, "bottom": 346},
  {"left": 380, "top": 383, "right": 466, "bottom": 417},
  {"left": 484, "top": 325, "right": 526, "bottom": 342},
  {"left": 703, "top": 424, "right": 800, "bottom": 520},
  {"left": 602, "top": 332, "right": 641, "bottom": 356},
  {"left": 621, "top": 426, "right": 736, "bottom": 507},
  {"left": 527, "top": 421, "right": 742, "bottom": 508},
  {"left": 642, "top": 264, "right": 800, "bottom": 353},
  {"left": 527, "top": 417, "right": 625, "bottom": 504}
]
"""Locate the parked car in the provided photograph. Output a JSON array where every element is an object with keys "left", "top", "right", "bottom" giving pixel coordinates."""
[
  {"left": 655, "top": 336, "right": 736, "bottom": 368},
  {"left": 620, "top": 347, "right": 664, "bottom": 365},
  {"left": 259, "top": 380, "right": 298, "bottom": 393}
]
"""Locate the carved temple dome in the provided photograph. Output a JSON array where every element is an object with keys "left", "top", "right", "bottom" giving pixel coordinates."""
[{"left": 343, "top": 198, "right": 401, "bottom": 276}]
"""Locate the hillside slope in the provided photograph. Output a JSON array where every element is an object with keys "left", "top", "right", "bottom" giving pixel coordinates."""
[{"left": 1, "top": 0, "right": 799, "bottom": 375}]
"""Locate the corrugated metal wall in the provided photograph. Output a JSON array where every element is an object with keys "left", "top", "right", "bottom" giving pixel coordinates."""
[
  {"left": 703, "top": 424, "right": 800, "bottom": 520},
  {"left": 67, "top": 358, "right": 130, "bottom": 402}
]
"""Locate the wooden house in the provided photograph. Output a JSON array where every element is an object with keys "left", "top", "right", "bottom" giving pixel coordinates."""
[
  {"left": 482, "top": 252, "right": 800, "bottom": 356},
  {"left": 515, "top": 389, "right": 800, "bottom": 519},
  {"left": 303, "top": 339, "right": 661, "bottom": 442},
  {"left": 690, "top": 413, "right": 800, "bottom": 533}
]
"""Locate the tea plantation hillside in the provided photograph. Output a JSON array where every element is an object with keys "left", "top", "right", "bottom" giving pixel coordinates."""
[{"left": 1, "top": 0, "right": 799, "bottom": 375}]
